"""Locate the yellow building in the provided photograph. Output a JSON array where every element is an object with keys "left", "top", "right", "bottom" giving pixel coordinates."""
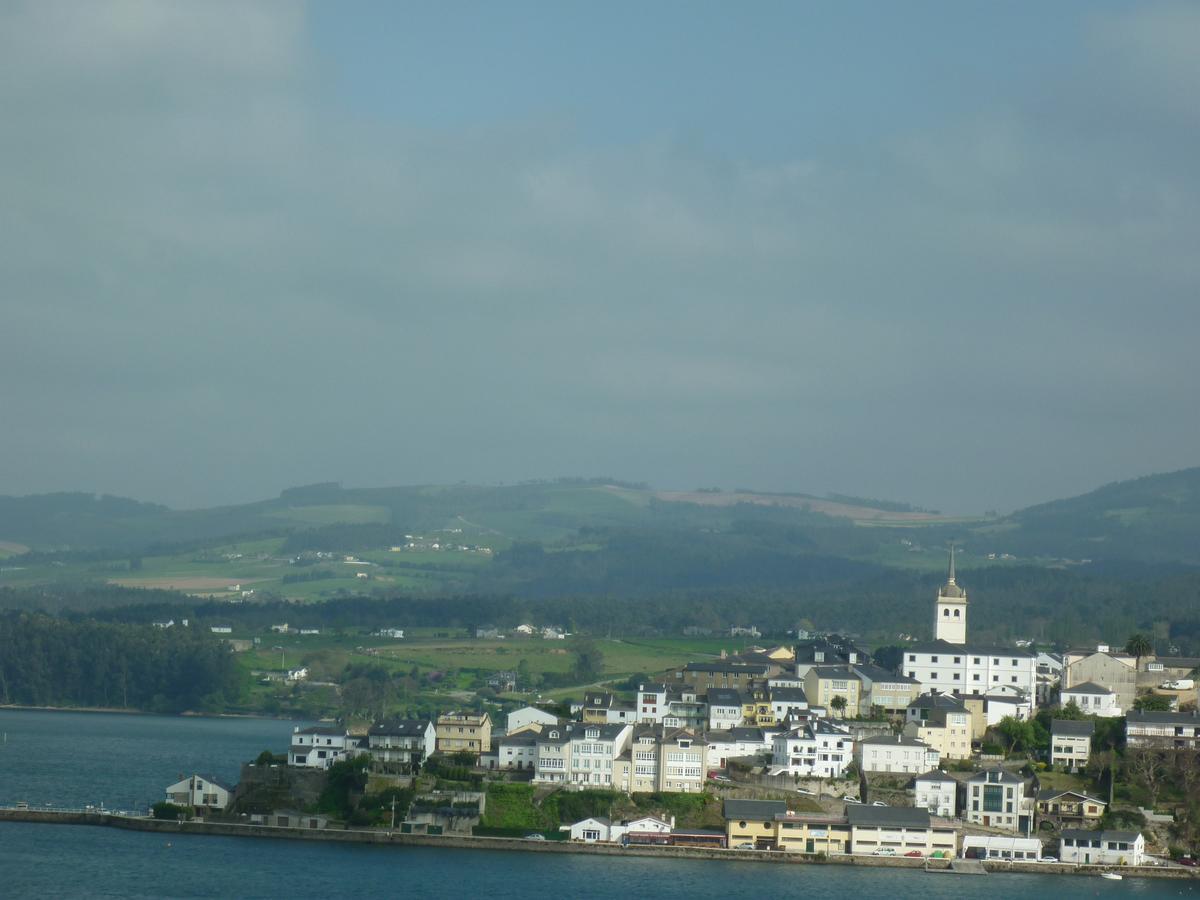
[
  {"left": 740, "top": 687, "right": 777, "bottom": 727},
  {"left": 435, "top": 711, "right": 492, "bottom": 754},
  {"left": 803, "top": 666, "right": 863, "bottom": 718},
  {"left": 723, "top": 799, "right": 851, "bottom": 853}
]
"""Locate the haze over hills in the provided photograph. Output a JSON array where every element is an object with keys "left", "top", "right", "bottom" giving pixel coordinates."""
[{"left": 1, "top": 466, "right": 1199, "bottom": 567}]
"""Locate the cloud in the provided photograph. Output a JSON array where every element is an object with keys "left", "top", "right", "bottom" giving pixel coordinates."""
[{"left": 0, "top": 1, "right": 1197, "bottom": 513}]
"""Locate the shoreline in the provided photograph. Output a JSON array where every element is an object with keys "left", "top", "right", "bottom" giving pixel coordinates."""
[
  {"left": 0, "top": 704, "right": 292, "bottom": 721},
  {"left": 2, "top": 810, "right": 1196, "bottom": 882}
]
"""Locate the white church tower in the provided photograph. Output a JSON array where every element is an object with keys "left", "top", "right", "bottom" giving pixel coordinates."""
[{"left": 934, "top": 544, "right": 968, "bottom": 644}]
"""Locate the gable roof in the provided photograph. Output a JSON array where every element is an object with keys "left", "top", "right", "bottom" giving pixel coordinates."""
[
  {"left": 1061, "top": 828, "right": 1141, "bottom": 843},
  {"left": 1062, "top": 681, "right": 1115, "bottom": 696},
  {"left": 908, "top": 639, "right": 1035, "bottom": 658},
  {"left": 368, "top": 718, "right": 431, "bottom": 737},
  {"left": 1037, "top": 788, "right": 1105, "bottom": 804},
  {"left": 846, "top": 805, "right": 931, "bottom": 828},
  {"left": 1051, "top": 718, "right": 1095, "bottom": 737}
]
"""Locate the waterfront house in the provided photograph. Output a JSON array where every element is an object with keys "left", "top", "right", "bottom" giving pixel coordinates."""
[
  {"left": 964, "top": 768, "right": 1031, "bottom": 833},
  {"left": 1125, "top": 709, "right": 1200, "bottom": 749},
  {"left": 367, "top": 719, "right": 435, "bottom": 770},
  {"left": 846, "top": 805, "right": 957, "bottom": 857},
  {"left": 289, "top": 725, "right": 354, "bottom": 770},
  {"left": 961, "top": 834, "right": 1042, "bottom": 861},
  {"left": 164, "top": 774, "right": 231, "bottom": 811},
  {"left": 1059, "top": 829, "right": 1145, "bottom": 866},
  {"left": 911, "top": 769, "right": 958, "bottom": 818},
  {"left": 534, "top": 723, "right": 633, "bottom": 789},
  {"left": 1049, "top": 719, "right": 1094, "bottom": 770}
]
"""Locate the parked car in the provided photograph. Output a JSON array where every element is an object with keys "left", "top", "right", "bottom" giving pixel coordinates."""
[
  {"left": 795, "top": 788, "right": 814, "bottom": 795},
  {"left": 844, "top": 797, "right": 862, "bottom": 804},
  {"left": 1178, "top": 857, "right": 1198, "bottom": 867},
  {"left": 1039, "top": 856, "right": 1057, "bottom": 863},
  {"left": 904, "top": 851, "right": 923, "bottom": 858},
  {"left": 872, "top": 848, "right": 896, "bottom": 856},
  {"left": 872, "top": 801, "right": 888, "bottom": 807},
  {"left": 735, "top": 842, "right": 755, "bottom": 850},
  {"left": 524, "top": 833, "right": 545, "bottom": 841},
  {"left": 712, "top": 775, "right": 733, "bottom": 783}
]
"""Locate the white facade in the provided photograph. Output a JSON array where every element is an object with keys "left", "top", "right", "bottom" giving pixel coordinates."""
[
  {"left": 913, "top": 771, "right": 958, "bottom": 818},
  {"left": 1060, "top": 830, "right": 1145, "bottom": 866},
  {"left": 962, "top": 835, "right": 1042, "bottom": 861},
  {"left": 506, "top": 706, "right": 560, "bottom": 734},
  {"left": 706, "top": 690, "right": 744, "bottom": 731},
  {"left": 934, "top": 547, "right": 968, "bottom": 644},
  {"left": 164, "top": 774, "right": 231, "bottom": 810},
  {"left": 534, "top": 724, "right": 633, "bottom": 788},
  {"left": 855, "top": 734, "right": 939, "bottom": 774},
  {"left": 367, "top": 719, "right": 435, "bottom": 768},
  {"left": 965, "top": 769, "right": 1030, "bottom": 834},
  {"left": 1049, "top": 720, "right": 1093, "bottom": 770},
  {"left": 705, "top": 728, "right": 771, "bottom": 769},
  {"left": 904, "top": 645, "right": 1036, "bottom": 715},
  {"left": 771, "top": 721, "right": 851, "bottom": 778},
  {"left": 290, "top": 726, "right": 354, "bottom": 769},
  {"left": 1061, "top": 683, "right": 1122, "bottom": 717}
]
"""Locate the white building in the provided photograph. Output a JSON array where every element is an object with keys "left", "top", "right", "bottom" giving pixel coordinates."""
[
  {"left": 1125, "top": 709, "right": 1200, "bottom": 749},
  {"left": 855, "top": 733, "right": 939, "bottom": 774},
  {"left": 964, "top": 768, "right": 1031, "bottom": 834},
  {"left": 962, "top": 835, "right": 1042, "bottom": 861},
  {"left": 164, "top": 774, "right": 232, "bottom": 811},
  {"left": 1061, "top": 682, "right": 1122, "bottom": 717},
  {"left": 706, "top": 688, "right": 745, "bottom": 731},
  {"left": 506, "top": 705, "right": 560, "bottom": 734},
  {"left": 912, "top": 770, "right": 958, "bottom": 818},
  {"left": 285, "top": 667, "right": 308, "bottom": 682},
  {"left": 705, "top": 727, "right": 772, "bottom": 770},
  {"left": 1059, "top": 829, "right": 1145, "bottom": 866},
  {"left": 534, "top": 723, "right": 633, "bottom": 788},
  {"left": 493, "top": 731, "right": 539, "bottom": 771},
  {"left": 903, "top": 552, "right": 1036, "bottom": 715},
  {"left": 1049, "top": 719, "right": 1094, "bottom": 770},
  {"left": 904, "top": 692, "right": 973, "bottom": 760},
  {"left": 366, "top": 719, "right": 435, "bottom": 769},
  {"left": 846, "top": 806, "right": 958, "bottom": 857},
  {"left": 771, "top": 720, "right": 852, "bottom": 778},
  {"left": 290, "top": 725, "right": 354, "bottom": 769},
  {"left": 618, "top": 726, "right": 706, "bottom": 793}
]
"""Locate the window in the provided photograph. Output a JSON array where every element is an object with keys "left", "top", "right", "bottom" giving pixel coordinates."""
[
  {"left": 953, "top": 609, "right": 960, "bottom": 617},
  {"left": 973, "top": 657, "right": 981, "bottom": 664},
  {"left": 953, "top": 657, "right": 961, "bottom": 663},
  {"left": 908, "top": 655, "right": 916, "bottom": 662},
  {"left": 931, "top": 656, "right": 939, "bottom": 663},
  {"left": 983, "top": 784, "right": 1004, "bottom": 813},
  {"left": 953, "top": 674, "right": 961, "bottom": 681},
  {"left": 973, "top": 674, "right": 981, "bottom": 681}
]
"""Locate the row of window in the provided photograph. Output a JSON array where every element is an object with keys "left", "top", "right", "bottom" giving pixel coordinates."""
[{"left": 909, "top": 655, "right": 1024, "bottom": 666}]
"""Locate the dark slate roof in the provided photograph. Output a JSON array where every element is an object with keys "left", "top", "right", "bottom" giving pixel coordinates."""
[
  {"left": 728, "top": 727, "right": 767, "bottom": 742},
  {"left": 684, "top": 661, "right": 769, "bottom": 675},
  {"left": 368, "top": 718, "right": 431, "bottom": 737},
  {"left": 968, "top": 767, "right": 1024, "bottom": 785},
  {"left": 912, "top": 769, "right": 955, "bottom": 784},
  {"left": 1062, "top": 681, "right": 1114, "bottom": 696},
  {"left": 769, "top": 687, "right": 808, "bottom": 703},
  {"left": 1061, "top": 829, "right": 1141, "bottom": 843},
  {"left": 706, "top": 688, "right": 745, "bottom": 706},
  {"left": 638, "top": 682, "right": 669, "bottom": 694},
  {"left": 1127, "top": 709, "right": 1200, "bottom": 726},
  {"left": 808, "top": 665, "right": 860, "bottom": 680},
  {"left": 846, "top": 805, "right": 932, "bottom": 828},
  {"left": 907, "top": 639, "right": 1034, "bottom": 658},
  {"left": 296, "top": 725, "right": 346, "bottom": 736},
  {"left": 908, "top": 692, "right": 967, "bottom": 712},
  {"left": 859, "top": 733, "right": 929, "bottom": 747},
  {"left": 723, "top": 799, "right": 787, "bottom": 821},
  {"left": 852, "top": 664, "right": 919, "bottom": 684},
  {"left": 1051, "top": 719, "right": 1096, "bottom": 737}
]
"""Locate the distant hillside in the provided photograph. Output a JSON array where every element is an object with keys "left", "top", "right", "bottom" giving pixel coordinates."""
[{"left": 965, "top": 467, "right": 1200, "bottom": 565}]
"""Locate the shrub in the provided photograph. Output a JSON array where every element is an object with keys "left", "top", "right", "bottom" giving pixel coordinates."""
[{"left": 152, "top": 802, "right": 186, "bottom": 821}]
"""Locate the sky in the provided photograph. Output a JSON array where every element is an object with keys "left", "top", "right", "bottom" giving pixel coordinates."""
[{"left": 2, "top": 1, "right": 1198, "bottom": 514}]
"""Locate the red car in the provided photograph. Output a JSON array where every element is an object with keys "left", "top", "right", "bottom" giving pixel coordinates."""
[
  {"left": 1178, "top": 857, "right": 1197, "bottom": 867},
  {"left": 904, "top": 851, "right": 923, "bottom": 858}
]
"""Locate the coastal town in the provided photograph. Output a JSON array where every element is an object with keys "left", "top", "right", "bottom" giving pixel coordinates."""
[{"left": 135, "top": 551, "right": 1200, "bottom": 879}]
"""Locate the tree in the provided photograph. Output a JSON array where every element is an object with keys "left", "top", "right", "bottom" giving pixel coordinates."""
[
  {"left": 1125, "top": 633, "right": 1153, "bottom": 672},
  {"left": 830, "top": 695, "right": 848, "bottom": 718},
  {"left": 152, "top": 801, "right": 186, "bottom": 821},
  {"left": 570, "top": 638, "right": 604, "bottom": 683},
  {"left": 1134, "top": 694, "right": 1173, "bottom": 712},
  {"left": 1126, "top": 748, "right": 1164, "bottom": 809}
]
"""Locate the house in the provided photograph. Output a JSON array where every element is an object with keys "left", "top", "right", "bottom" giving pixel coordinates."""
[
  {"left": 563, "top": 816, "right": 618, "bottom": 843},
  {"left": 964, "top": 768, "right": 1031, "bottom": 833},
  {"left": 492, "top": 730, "right": 539, "bottom": 771},
  {"left": 534, "top": 723, "right": 632, "bottom": 789},
  {"left": 375, "top": 628, "right": 404, "bottom": 639},
  {"left": 792, "top": 636, "right": 869, "bottom": 678},
  {"left": 487, "top": 671, "right": 517, "bottom": 693},
  {"left": 771, "top": 719, "right": 852, "bottom": 778},
  {"left": 670, "top": 660, "right": 771, "bottom": 692},
  {"left": 1125, "top": 709, "right": 1200, "bottom": 749},
  {"left": 1049, "top": 719, "right": 1094, "bottom": 770},
  {"left": 270, "top": 623, "right": 289, "bottom": 634},
  {"left": 705, "top": 727, "right": 771, "bottom": 770},
  {"left": 367, "top": 719, "right": 436, "bottom": 769},
  {"left": 845, "top": 805, "right": 957, "bottom": 857},
  {"left": 435, "top": 711, "right": 492, "bottom": 756},
  {"left": 1059, "top": 829, "right": 1145, "bottom": 866},
  {"left": 723, "top": 800, "right": 853, "bottom": 853},
  {"left": 1036, "top": 652, "right": 1063, "bottom": 705},
  {"left": 1036, "top": 789, "right": 1106, "bottom": 827},
  {"left": 475, "top": 626, "right": 503, "bottom": 639},
  {"left": 581, "top": 691, "right": 637, "bottom": 725},
  {"left": 706, "top": 688, "right": 745, "bottom": 730},
  {"left": 961, "top": 834, "right": 1042, "bottom": 861},
  {"left": 851, "top": 664, "right": 920, "bottom": 718},
  {"left": 506, "top": 705, "right": 559, "bottom": 734},
  {"left": 903, "top": 692, "right": 974, "bottom": 760},
  {"left": 802, "top": 666, "right": 863, "bottom": 717},
  {"left": 614, "top": 726, "right": 705, "bottom": 793},
  {"left": 1062, "top": 648, "right": 1137, "bottom": 714},
  {"left": 903, "top": 642, "right": 1036, "bottom": 716},
  {"left": 285, "top": 667, "right": 308, "bottom": 683},
  {"left": 1060, "top": 681, "right": 1122, "bottom": 717},
  {"left": 209, "top": 626, "right": 232, "bottom": 634},
  {"left": 254, "top": 809, "right": 328, "bottom": 830},
  {"left": 289, "top": 725, "right": 354, "bottom": 769},
  {"left": 164, "top": 774, "right": 232, "bottom": 811},
  {"left": 767, "top": 686, "right": 810, "bottom": 722},
  {"left": 855, "top": 733, "right": 939, "bottom": 774},
  {"left": 723, "top": 798, "right": 788, "bottom": 849},
  {"left": 912, "top": 770, "right": 958, "bottom": 818}
]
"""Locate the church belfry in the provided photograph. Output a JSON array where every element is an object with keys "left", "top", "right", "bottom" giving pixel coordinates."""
[{"left": 934, "top": 544, "right": 968, "bottom": 644}]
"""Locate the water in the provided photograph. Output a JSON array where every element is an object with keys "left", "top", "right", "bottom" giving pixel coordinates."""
[{"left": 0, "top": 709, "right": 1195, "bottom": 898}]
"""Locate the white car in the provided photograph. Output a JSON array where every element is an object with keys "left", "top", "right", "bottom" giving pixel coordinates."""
[
  {"left": 844, "top": 797, "right": 862, "bottom": 805},
  {"left": 872, "top": 801, "right": 888, "bottom": 807},
  {"left": 795, "top": 788, "right": 814, "bottom": 795}
]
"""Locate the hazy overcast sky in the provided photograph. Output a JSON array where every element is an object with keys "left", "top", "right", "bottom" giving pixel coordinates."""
[{"left": 3, "top": 1, "right": 1198, "bottom": 514}]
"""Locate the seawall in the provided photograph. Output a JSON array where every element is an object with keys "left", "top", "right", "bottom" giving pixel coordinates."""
[{"left": 1, "top": 809, "right": 1196, "bottom": 881}]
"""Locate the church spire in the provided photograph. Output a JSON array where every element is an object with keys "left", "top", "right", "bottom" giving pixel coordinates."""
[{"left": 947, "top": 542, "right": 956, "bottom": 585}]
